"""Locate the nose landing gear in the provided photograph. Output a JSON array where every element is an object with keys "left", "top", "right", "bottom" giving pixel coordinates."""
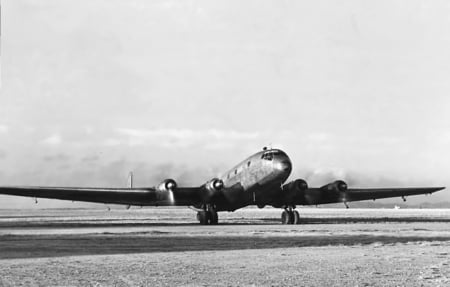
[
  {"left": 281, "top": 206, "right": 300, "bottom": 224},
  {"left": 197, "top": 204, "right": 219, "bottom": 225}
]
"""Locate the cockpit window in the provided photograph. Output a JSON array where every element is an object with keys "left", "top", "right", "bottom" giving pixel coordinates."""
[
  {"left": 262, "top": 152, "right": 274, "bottom": 161},
  {"left": 261, "top": 149, "right": 287, "bottom": 161},
  {"left": 261, "top": 150, "right": 283, "bottom": 161}
]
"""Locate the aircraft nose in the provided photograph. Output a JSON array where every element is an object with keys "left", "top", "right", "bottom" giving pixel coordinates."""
[{"left": 276, "top": 159, "right": 292, "bottom": 173}]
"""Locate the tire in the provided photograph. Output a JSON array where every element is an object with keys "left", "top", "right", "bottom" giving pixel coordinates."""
[
  {"left": 281, "top": 210, "right": 290, "bottom": 224},
  {"left": 209, "top": 210, "right": 219, "bottom": 225},
  {"left": 287, "top": 211, "right": 294, "bottom": 224},
  {"left": 198, "top": 211, "right": 210, "bottom": 225},
  {"left": 292, "top": 210, "right": 300, "bottom": 224}
]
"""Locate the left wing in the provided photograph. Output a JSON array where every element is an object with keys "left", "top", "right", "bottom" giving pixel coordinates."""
[
  {"left": 341, "top": 187, "right": 444, "bottom": 202},
  {"left": 0, "top": 186, "right": 203, "bottom": 206},
  {"left": 303, "top": 186, "right": 445, "bottom": 205},
  {"left": 281, "top": 179, "right": 445, "bottom": 206}
]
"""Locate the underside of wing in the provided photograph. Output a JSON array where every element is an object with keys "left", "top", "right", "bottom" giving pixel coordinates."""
[
  {"left": 344, "top": 187, "right": 444, "bottom": 202},
  {"left": 279, "top": 179, "right": 445, "bottom": 206},
  {"left": 0, "top": 186, "right": 203, "bottom": 206},
  {"left": 302, "top": 186, "right": 445, "bottom": 205}
]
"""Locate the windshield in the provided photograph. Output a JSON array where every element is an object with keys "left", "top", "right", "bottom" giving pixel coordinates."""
[{"left": 261, "top": 151, "right": 279, "bottom": 160}]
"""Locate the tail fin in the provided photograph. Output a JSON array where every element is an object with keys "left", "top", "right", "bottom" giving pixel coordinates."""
[
  {"left": 125, "top": 172, "right": 134, "bottom": 210},
  {"left": 127, "top": 172, "right": 133, "bottom": 188}
]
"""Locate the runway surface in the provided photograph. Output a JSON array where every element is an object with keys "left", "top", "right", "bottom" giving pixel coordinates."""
[{"left": 1, "top": 207, "right": 450, "bottom": 286}]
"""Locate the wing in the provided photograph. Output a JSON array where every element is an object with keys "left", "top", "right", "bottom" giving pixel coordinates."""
[
  {"left": 280, "top": 181, "right": 444, "bottom": 206},
  {"left": 302, "top": 187, "right": 445, "bottom": 205},
  {"left": 0, "top": 186, "right": 203, "bottom": 206},
  {"left": 341, "top": 187, "right": 444, "bottom": 203}
]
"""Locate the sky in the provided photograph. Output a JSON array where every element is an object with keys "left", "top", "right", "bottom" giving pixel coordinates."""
[{"left": 0, "top": 0, "right": 450, "bottom": 208}]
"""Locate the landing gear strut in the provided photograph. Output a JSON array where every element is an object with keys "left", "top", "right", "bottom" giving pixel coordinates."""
[
  {"left": 197, "top": 205, "right": 219, "bottom": 225},
  {"left": 281, "top": 206, "right": 300, "bottom": 224}
]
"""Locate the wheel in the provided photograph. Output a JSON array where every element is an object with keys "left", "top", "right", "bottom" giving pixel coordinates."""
[
  {"left": 281, "top": 210, "right": 292, "bottom": 224},
  {"left": 287, "top": 211, "right": 294, "bottom": 224},
  {"left": 198, "top": 211, "right": 210, "bottom": 225},
  {"left": 209, "top": 210, "right": 219, "bottom": 225},
  {"left": 292, "top": 210, "right": 300, "bottom": 224},
  {"left": 282, "top": 210, "right": 295, "bottom": 224}
]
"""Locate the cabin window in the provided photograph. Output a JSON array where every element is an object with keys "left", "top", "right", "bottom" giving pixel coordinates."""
[
  {"left": 235, "top": 169, "right": 237, "bottom": 175},
  {"left": 247, "top": 161, "right": 251, "bottom": 167}
]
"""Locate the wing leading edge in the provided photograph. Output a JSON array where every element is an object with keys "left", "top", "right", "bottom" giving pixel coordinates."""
[{"left": 0, "top": 186, "right": 203, "bottom": 206}]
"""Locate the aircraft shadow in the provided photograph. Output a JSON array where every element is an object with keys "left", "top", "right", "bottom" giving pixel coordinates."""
[
  {"left": 268, "top": 217, "right": 450, "bottom": 224},
  {"left": 1, "top": 233, "right": 450, "bottom": 259},
  {"left": 1, "top": 216, "right": 450, "bottom": 228}
]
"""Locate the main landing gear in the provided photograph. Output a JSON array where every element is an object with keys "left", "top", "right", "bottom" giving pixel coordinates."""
[
  {"left": 281, "top": 206, "right": 300, "bottom": 224},
  {"left": 196, "top": 205, "right": 218, "bottom": 225}
]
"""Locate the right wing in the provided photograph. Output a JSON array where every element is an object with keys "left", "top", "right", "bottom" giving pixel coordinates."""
[{"left": 0, "top": 186, "right": 203, "bottom": 206}]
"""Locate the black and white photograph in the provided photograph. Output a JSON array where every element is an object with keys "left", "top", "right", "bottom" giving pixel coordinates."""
[{"left": 1, "top": 1, "right": 450, "bottom": 286}]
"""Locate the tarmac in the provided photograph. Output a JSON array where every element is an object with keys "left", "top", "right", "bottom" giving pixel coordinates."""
[{"left": 1, "top": 207, "right": 450, "bottom": 286}]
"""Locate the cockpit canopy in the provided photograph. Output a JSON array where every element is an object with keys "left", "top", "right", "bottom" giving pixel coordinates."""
[{"left": 261, "top": 149, "right": 284, "bottom": 161}]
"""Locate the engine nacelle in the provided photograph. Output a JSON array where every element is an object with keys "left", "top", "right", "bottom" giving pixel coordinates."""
[
  {"left": 281, "top": 179, "right": 308, "bottom": 205},
  {"left": 156, "top": 179, "right": 177, "bottom": 192},
  {"left": 283, "top": 179, "right": 308, "bottom": 193},
  {"left": 202, "top": 178, "right": 224, "bottom": 201},
  {"left": 204, "top": 178, "right": 224, "bottom": 193},
  {"left": 320, "top": 180, "right": 348, "bottom": 193}
]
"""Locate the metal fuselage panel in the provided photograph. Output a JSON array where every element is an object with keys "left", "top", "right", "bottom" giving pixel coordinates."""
[{"left": 214, "top": 149, "right": 292, "bottom": 211}]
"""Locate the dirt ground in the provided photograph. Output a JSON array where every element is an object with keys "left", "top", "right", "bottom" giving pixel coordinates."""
[{"left": 0, "top": 208, "right": 449, "bottom": 286}]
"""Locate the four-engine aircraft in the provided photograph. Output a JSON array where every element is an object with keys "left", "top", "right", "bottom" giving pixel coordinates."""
[{"left": 0, "top": 147, "right": 445, "bottom": 224}]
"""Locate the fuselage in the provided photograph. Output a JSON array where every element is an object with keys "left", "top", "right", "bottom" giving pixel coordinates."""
[{"left": 214, "top": 148, "right": 292, "bottom": 211}]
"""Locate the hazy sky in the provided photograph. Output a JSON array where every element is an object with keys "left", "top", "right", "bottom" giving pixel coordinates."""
[{"left": 1, "top": 0, "right": 450, "bottom": 208}]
